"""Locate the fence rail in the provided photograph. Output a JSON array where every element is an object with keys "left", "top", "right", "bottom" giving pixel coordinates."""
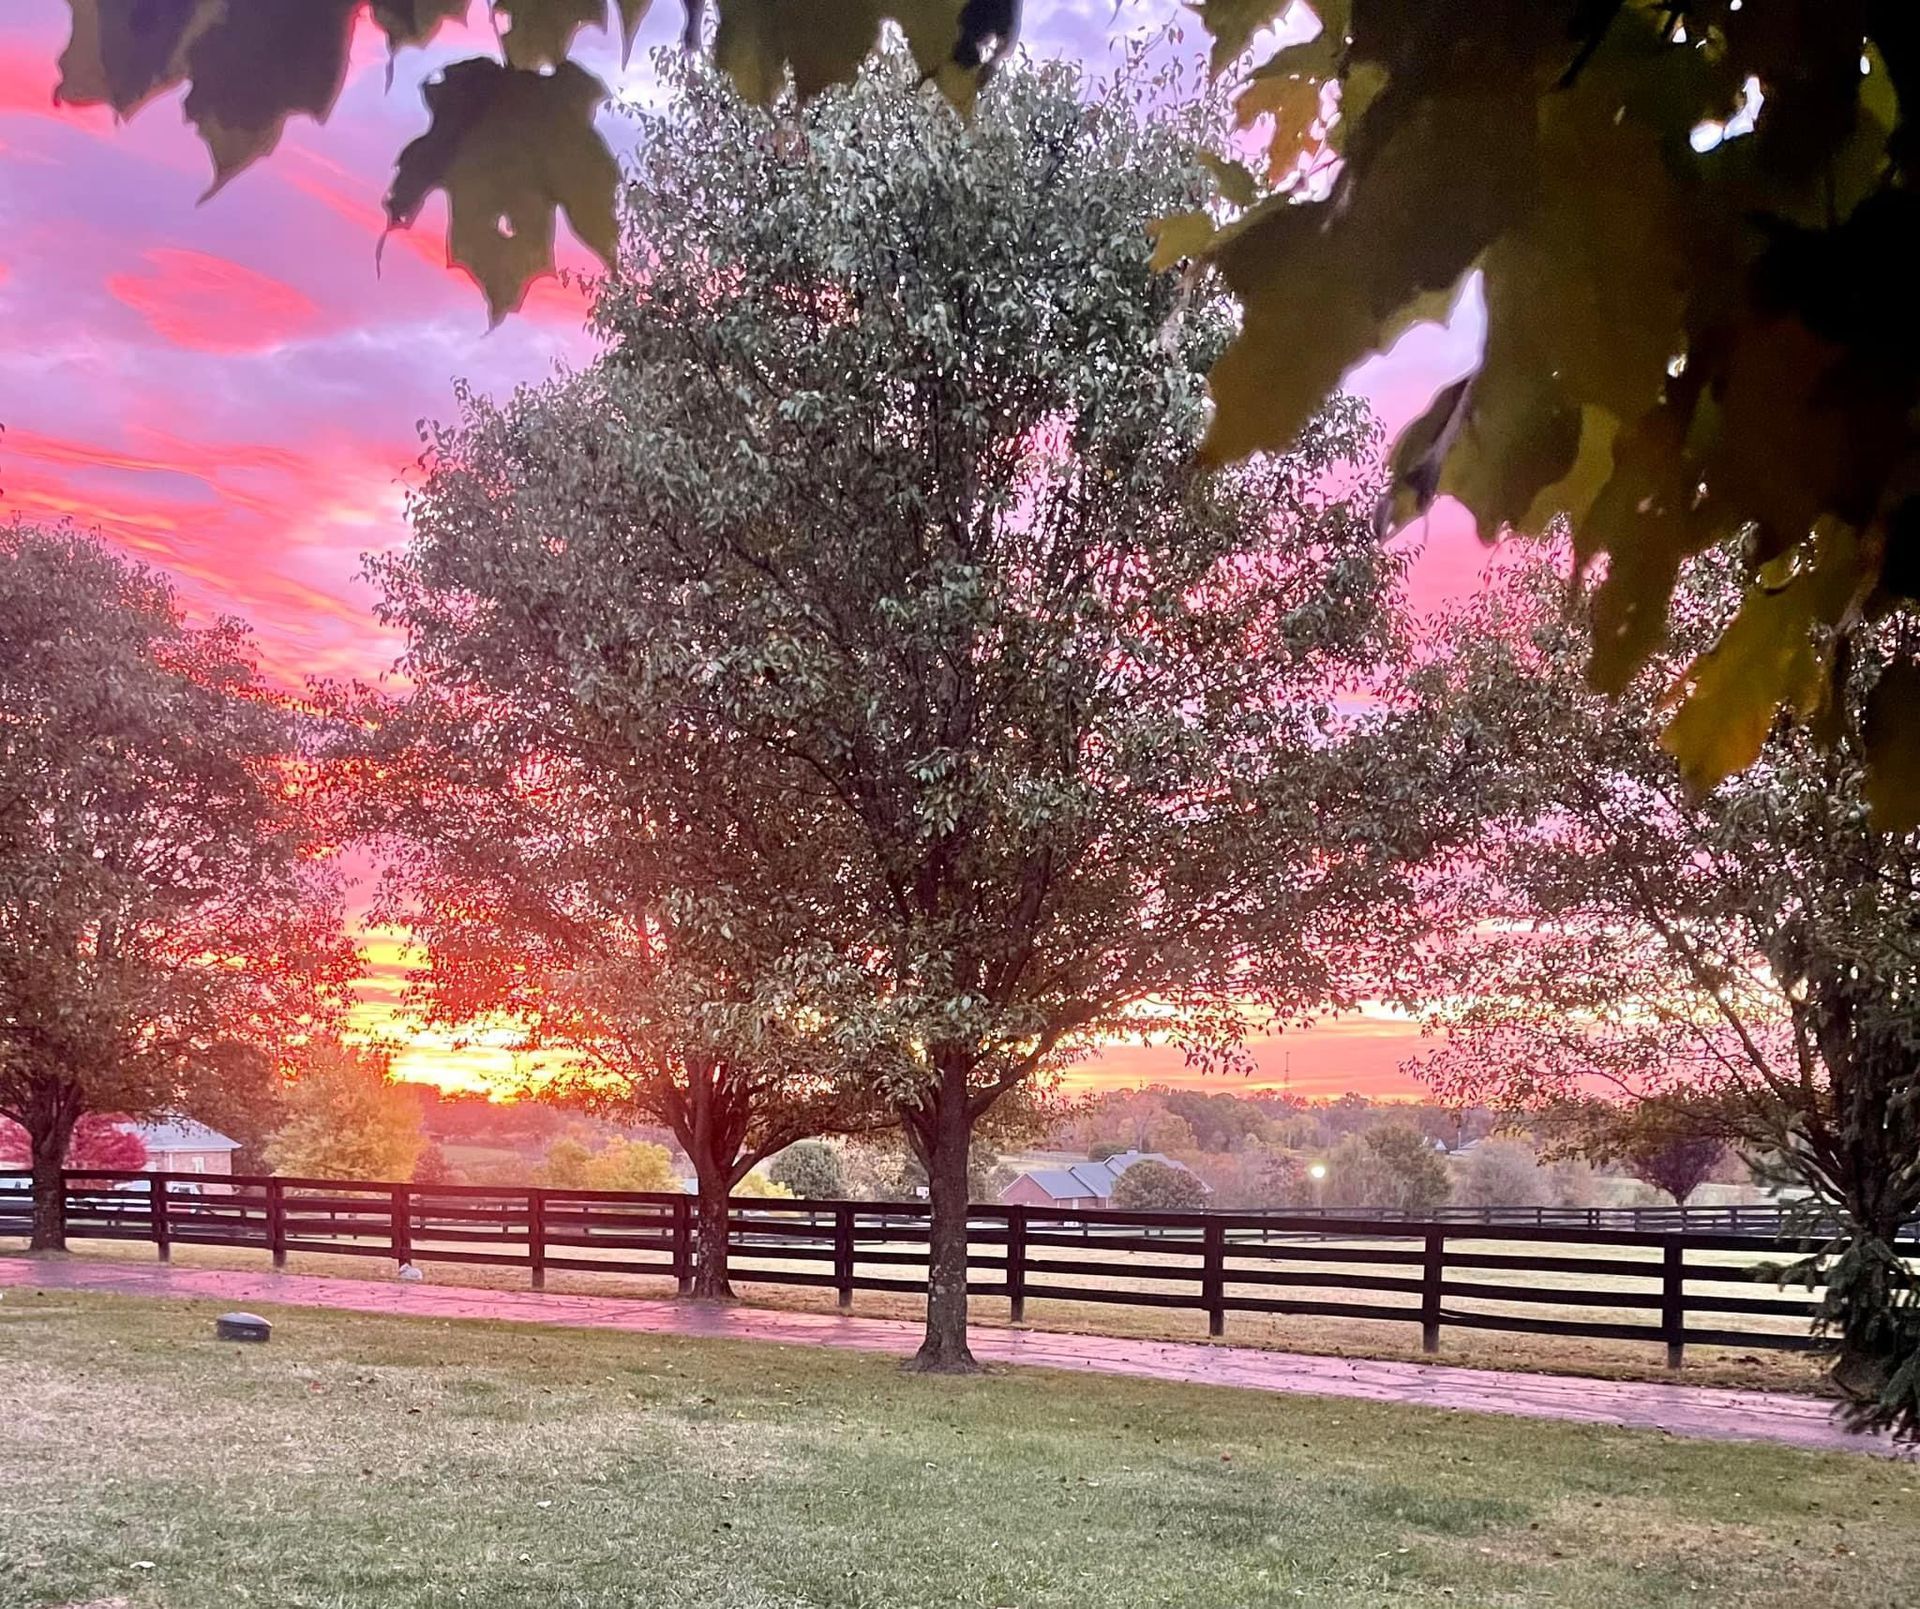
[
  {"left": 5, "top": 1168, "right": 1902, "bottom": 1367},
  {"left": 1243, "top": 1202, "right": 1861, "bottom": 1236}
]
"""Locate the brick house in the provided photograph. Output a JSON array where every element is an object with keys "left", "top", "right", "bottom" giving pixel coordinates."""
[
  {"left": 132, "top": 1119, "right": 241, "bottom": 1189},
  {"left": 998, "top": 1150, "right": 1207, "bottom": 1210}
]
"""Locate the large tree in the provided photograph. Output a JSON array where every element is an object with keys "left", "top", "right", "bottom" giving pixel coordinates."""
[
  {"left": 1322, "top": 1124, "right": 1451, "bottom": 1212},
  {"left": 1111, "top": 1159, "right": 1208, "bottom": 1212},
  {"left": 397, "top": 54, "right": 1419, "bottom": 1367},
  {"left": 0, "top": 525, "right": 353, "bottom": 1250},
  {"left": 1408, "top": 552, "right": 1920, "bottom": 1431},
  {"left": 358, "top": 599, "right": 892, "bottom": 1297}
]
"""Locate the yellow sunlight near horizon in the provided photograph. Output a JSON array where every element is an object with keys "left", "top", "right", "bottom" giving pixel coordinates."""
[{"left": 349, "top": 920, "right": 1433, "bottom": 1102}]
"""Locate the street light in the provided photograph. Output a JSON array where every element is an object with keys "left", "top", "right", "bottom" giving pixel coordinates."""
[{"left": 1307, "top": 1160, "right": 1327, "bottom": 1211}]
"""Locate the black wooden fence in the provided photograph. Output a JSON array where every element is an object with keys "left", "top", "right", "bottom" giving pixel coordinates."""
[
  {"left": 5, "top": 1168, "right": 1898, "bottom": 1367},
  {"left": 1250, "top": 1202, "right": 1850, "bottom": 1236}
]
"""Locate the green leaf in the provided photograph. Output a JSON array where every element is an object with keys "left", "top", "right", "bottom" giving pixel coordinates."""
[
  {"left": 1661, "top": 526, "right": 1867, "bottom": 793},
  {"left": 1199, "top": 150, "right": 1259, "bottom": 209},
  {"left": 712, "top": 0, "right": 988, "bottom": 110},
  {"left": 1436, "top": 365, "right": 1581, "bottom": 540},
  {"left": 1191, "top": 0, "right": 1307, "bottom": 76},
  {"left": 1200, "top": 198, "right": 1380, "bottom": 463},
  {"left": 709, "top": 0, "right": 787, "bottom": 105},
  {"left": 1699, "top": 316, "right": 1870, "bottom": 544},
  {"left": 1203, "top": 87, "right": 1537, "bottom": 462},
  {"left": 1862, "top": 662, "right": 1920, "bottom": 832},
  {"left": 179, "top": 0, "right": 359, "bottom": 189},
  {"left": 1234, "top": 35, "right": 1340, "bottom": 177},
  {"left": 386, "top": 58, "right": 618, "bottom": 324},
  {"left": 1518, "top": 405, "right": 1616, "bottom": 536},
  {"left": 1478, "top": 117, "right": 1701, "bottom": 425},
  {"left": 1582, "top": 410, "right": 1711, "bottom": 696},
  {"left": 495, "top": 0, "right": 611, "bottom": 69},
  {"left": 55, "top": 0, "right": 215, "bottom": 117},
  {"left": 1379, "top": 376, "right": 1467, "bottom": 532},
  {"left": 615, "top": 0, "right": 654, "bottom": 60},
  {"left": 370, "top": 0, "right": 473, "bottom": 48},
  {"left": 1326, "top": 59, "right": 1384, "bottom": 155},
  {"left": 1148, "top": 210, "right": 1218, "bottom": 271}
]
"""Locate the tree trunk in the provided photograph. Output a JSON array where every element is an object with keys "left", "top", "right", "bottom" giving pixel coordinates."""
[
  {"left": 26, "top": 1089, "right": 79, "bottom": 1254},
  {"left": 676, "top": 1056, "right": 740, "bottom": 1301},
  {"left": 909, "top": 1059, "right": 977, "bottom": 1373},
  {"left": 691, "top": 1167, "right": 735, "bottom": 1300}
]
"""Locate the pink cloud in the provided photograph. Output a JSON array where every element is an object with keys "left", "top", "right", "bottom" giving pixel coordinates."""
[
  {"left": 105, "top": 246, "right": 320, "bottom": 353},
  {"left": 2, "top": 419, "right": 419, "bottom": 687},
  {"left": 0, "top": 41, "right": 106, "bottom": 125}
]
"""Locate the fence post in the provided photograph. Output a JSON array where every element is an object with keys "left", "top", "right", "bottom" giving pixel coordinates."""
[
  {"left": 834, "top": 1201, "right": 855, "bottom": 1310},
  {"left": 1421, "top": 1229, "right": 1445, "bottom": 1354},
  {"left": 1007, "top": 1205, "right": 1027, "bottom": 1323},
  {"left": 528, "top": 1188, "right": 547, "bottom": 1291},
  {"left": 267, "top": 1178, "right": 287, "bottom": 1270},
  {"left": 392, "top": 1185, "right": 412, "bottom": 1268},
  {"left": 672, "top": 1194, "right": 693, "bottom": 1295},
  {"left": 1662, "top": 1236, "right": 1686, "bottom": 1369},
  {"left": 1202, "top": 1218, "right": 1225, "bottom": 1338},
  {"left": 150, "top": 1174, "right": 170, "bottom": 1263}
]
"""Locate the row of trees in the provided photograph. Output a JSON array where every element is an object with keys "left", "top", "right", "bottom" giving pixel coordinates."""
[
  {"left": 6, "top": 54, "right": 1916, "bottom": 1424},
  {"left": 1060, "top": 1084, "right": 1740, "bottom": 1210}
]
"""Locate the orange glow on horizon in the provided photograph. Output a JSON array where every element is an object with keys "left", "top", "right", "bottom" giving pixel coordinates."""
[{"left": 349, "top": 934, "right": 1432, "bottom": 1104}]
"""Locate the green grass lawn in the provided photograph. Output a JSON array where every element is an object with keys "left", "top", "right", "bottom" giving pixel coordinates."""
[{"left": 1, "top": 1291, "right": 1913, "bottom": 1609}]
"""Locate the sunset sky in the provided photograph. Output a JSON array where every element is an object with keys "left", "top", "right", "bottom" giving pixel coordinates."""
[{"left": 0, "top": 2, "right": 1490, "bottom": 1101}]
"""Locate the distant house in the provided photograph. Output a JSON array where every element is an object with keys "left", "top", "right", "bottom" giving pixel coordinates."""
[
  {"left": 132, "top": 1119, "right": 241, "bottom": 1181},
  {"left": 998, "top": 1150, "right": 1207, "bottom": 1210}
]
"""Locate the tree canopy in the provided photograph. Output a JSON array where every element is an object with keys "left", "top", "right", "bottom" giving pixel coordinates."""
[
  {"left": 0, "top": 1114, "right": 147, "bottom": 1176},
  {"left": 266, "top": 1040, "right": 428, "bottom": 1182},
  {"left": 0, "top": 524, "right": 353, "bottom": 1248},
  {"left": 538, "top": 1134, "right": 678, "bottom": 1191},
  {"left": 1174, "top": 2, "right": 1920, "bottom": 825},
  {"left": 1111, "top": 1158, "right": 1208, "bottom": 1212},
  {"left": 1407, "top": 549, "right": 1920, "bottom": 1431},
  {"left": 768, "top": 1139, "right": 849, "bottom": 1201},
  {"left": 1322, "top": 1124, "right": 1451, "bottom": 1212},
  {"left": 365, "top": 431, "right": 895, "bottom": 1294},
  {"left": 392, "top": 52, "right": 1423, "bottom": 1365},
  {"left": 1551, "top": 1094, "right": 1729, "bottom": 1207}
]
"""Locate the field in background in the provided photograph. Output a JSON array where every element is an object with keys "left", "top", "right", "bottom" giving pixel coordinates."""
[{"left": 2, "top": 1290, "right": 1912, "bottom": 1609}]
